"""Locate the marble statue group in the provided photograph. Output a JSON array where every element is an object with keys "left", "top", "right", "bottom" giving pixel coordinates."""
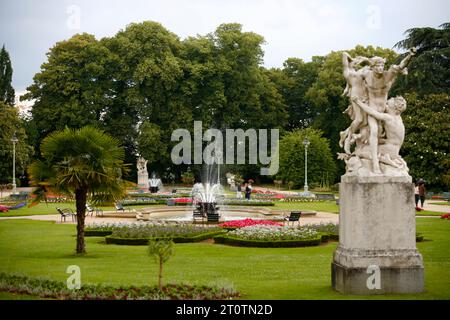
[{"left": 338, "top": 48, "right": 417, "bottom": 176}]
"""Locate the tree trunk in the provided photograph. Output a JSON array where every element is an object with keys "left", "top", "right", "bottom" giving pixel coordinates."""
[{"left": 75, "top": 188, "right": 87, "bottom": 254}]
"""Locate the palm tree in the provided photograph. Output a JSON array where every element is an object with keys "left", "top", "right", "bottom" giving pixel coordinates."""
[{"left": 28, "top": 126, "right": 129, "bottom": 254}]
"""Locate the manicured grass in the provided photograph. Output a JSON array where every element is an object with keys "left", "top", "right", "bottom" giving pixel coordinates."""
[
  {"left": 0, "top": 218, "right": 449, "bottom": 299},
  {"left": 416, "top": 211, "right": 446, "bottom": 216},
  {"left": 271, "top": 201, "right": 339, "bottom": 213},
  {"left": 429, "top": 202, "right": 450, "bottom": 206}
]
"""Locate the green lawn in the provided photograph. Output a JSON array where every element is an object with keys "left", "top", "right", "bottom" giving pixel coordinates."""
[
  {"left": 416, "top": 211, "right": 446, "bottom": 217},
  {"left": 271, "top": 201, "right": 339, "bottom": 213},
  {"left": 0, "top": 218, "right": 449, "bottom": 299},
  {"left": 429, "top": 202, "right": 450, "bottom": 206}
]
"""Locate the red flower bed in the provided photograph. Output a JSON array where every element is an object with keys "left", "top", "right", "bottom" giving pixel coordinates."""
[
  {"left": 218, "top": 218, "right": 282, "bottom": 229},
  {"left": 0, "top": 205, "right": 9, "bottom": 213},
  {"left": 173, "top": 198, "right": 192, "bottom": 204},
  {"left": 441, "top": 213, "right": 450, "bottom": 219},
  {"left": 415, "top": 206, "right": 423, "bottom": 212}
]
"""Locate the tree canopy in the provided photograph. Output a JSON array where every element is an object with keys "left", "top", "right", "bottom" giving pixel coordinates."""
[
  {"left": 0, "top": 45, "right": 15, "bottom": 106},
  {"left": 22, "top": 21, "right": 450, "bottom": 188},
  {"left": 277, "top": 128, "right": 336, "bottom": 188}
]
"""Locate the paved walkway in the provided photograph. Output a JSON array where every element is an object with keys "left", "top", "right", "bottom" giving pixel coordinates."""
[
  {"left": 421, "top": 200, "right": 450, "bottom": 213},
  {"left": 0, "top": 211, "right": 339, "bottom": 227}
]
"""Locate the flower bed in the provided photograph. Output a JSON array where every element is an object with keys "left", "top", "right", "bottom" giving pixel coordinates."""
[
  {"left": 99, "top": 223, "right": 225, "bottom": 245},
  {"left": 0, "top": 273, "right": 239, "bottom": 300},
  {"left": 307, "top": 223, "right": 339, "bottom": 241},
  {"left": 219, "top": 219, "right": 282, "bottom": 230},
  {"left": 441, "top": 213, "right": 450, "bottom": 219},
  {"left": 214, "top": 225, "right": 322, "bottom": 247},
  {"left": 280, "top": 197, "right": 325, "bottom": 203}
]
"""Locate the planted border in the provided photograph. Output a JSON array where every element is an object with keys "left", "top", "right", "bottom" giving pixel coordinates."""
[
  {"left": 85, "top": 230, "right": 113, "bottom": 237},
  {"left": 105, "top": 230, "right": 226, "bottom": 245},
  {"left": 213, "top": 234, "right": 322, "bottom": 248},
  {"left": 0, "top": 273, "right": 239, "bottom": 300}
]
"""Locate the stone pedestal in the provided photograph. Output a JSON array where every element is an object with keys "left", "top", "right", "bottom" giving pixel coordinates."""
[
  {"left": 137, "top": 172, "right": 149, "bottom": 189},
  {"left": 331, "top": 175, "right": 424, "bottom": 294}
]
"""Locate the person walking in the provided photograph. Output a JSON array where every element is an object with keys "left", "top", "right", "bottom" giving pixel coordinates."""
[
  {"left": 245, "top": 181, "right": 253, "bottom": 200},
  {"left": 414, "top": 182, "right": 420, "bottom": 207},
  {"left": 418, "top": 179, "right": 426, "bottom": 208},
  {"left": 236, "top": 184, "right": 243, "bottom": 199}
]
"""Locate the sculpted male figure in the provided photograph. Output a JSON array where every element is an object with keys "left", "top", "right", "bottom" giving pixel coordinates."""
[
  {"left": 353, "top": 96, "right": 408, "bottom": 169},
  {"left": 359, "top": 48, "right": 416, "bottom": 173}
]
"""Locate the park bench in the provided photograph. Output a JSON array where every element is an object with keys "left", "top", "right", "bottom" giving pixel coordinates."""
[
  {"left": 443, "top": 192, "right": 450, "bottom": 201},
  {"left": 284, "top": 211, "right": 302, "bottom": 226},
  {"left": 56, "top": 207, "right": 76, "bottom": 222},
  {"left": 115, "top": 203, "right": 131, "bottom": 213},
  {"left": 206, "top": 213, "right": 220, "bottom": 223},
  {"left": 315, "top": 193, "right": 336, "bottom": 201},
  {"left": 86, "top": 204, "right": 103, "bottom": 217}
]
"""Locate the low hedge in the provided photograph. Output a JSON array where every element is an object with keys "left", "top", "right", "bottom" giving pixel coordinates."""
[
  {"left": 213, "top": 234, "right": 322, "bottom": 248},
  {"left": 105, "top": 230, "right": 226, "bottom": 245},
  {"left": 85, "top": 230, "right": 113, "bottom": 237}
]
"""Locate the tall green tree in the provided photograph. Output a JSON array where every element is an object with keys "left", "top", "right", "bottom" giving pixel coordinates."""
[
  {"left": 28, "top": 126, "right": 129, "bottom": 254},
  {"left": 392, "top": 23, "right": 450, "bottom": 96},
  {"left": 268, "top": 57, "right": 324, "bottom": 130},
  {"left": 24, "top": 34, "right": 110, "bottom": 145},
  {"left": 401, "top": 93, "right": 450, "bottom": 189},
  {"left": 0, "top": 101, "right": 33, "bottom": 184},
  {"left": 277, "top": 128, "right": 336, "bottom": 188},
  {"left": 0, "top": 45, "right": 15, "bottom": 106}
]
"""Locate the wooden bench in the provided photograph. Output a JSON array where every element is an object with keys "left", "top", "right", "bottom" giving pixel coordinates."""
[
  {"left": 315, "top": 193, "right": 336, "bottom": 201},
  {"left": 284, "top": 211, "right": 301, "bottom": 226}
]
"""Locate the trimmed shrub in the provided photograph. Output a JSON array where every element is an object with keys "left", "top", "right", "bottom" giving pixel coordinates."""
[
  {"left": 105, "top": 230, "right": 226, "bottom": 245},
  {"left": 85, "top": 230, "right": 113, "bottom": 237},
  {"left": 213, "top": 234, "right": 322, "bottom": 248}
]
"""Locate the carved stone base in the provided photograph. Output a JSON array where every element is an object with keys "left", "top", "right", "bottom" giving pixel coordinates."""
[
  {"left": 137, "top": 172, "right": 149, "bottom": 189},
  {"left": 331, "top": 174, "right": 424, "bottom": 294},
  {"left": 332, "top": 261, "right": 424, "bottom": 295}
]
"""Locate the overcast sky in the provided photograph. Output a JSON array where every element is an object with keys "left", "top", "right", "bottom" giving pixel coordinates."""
[{"left": 1, "top": 0, "right": 449, "bottom": 92}]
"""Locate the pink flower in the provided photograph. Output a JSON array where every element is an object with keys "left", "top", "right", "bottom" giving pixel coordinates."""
[{"left": 219, "top": 218, "right": 282, "bottom": 228}]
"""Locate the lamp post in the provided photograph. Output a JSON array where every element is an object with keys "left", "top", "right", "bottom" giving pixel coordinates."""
[
  {"left": 11, "top": 132, "right": 18, "bottom": 195},
  {"left": 303, "top": 136, "right": 310, "bottom": 196}
]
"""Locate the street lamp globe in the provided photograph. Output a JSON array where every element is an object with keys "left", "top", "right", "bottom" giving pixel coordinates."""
[{"left": 303, "top": 137, "right": 310, "bottom": 147}]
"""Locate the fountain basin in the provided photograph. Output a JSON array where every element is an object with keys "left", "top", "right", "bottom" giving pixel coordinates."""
[{"left": 138, "top": 206, "right": 283, "bottom": 222}]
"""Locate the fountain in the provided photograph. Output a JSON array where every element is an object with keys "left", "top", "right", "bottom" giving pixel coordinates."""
[{"left": 191, "top": 182, "right": 222, "bottom": 222}]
